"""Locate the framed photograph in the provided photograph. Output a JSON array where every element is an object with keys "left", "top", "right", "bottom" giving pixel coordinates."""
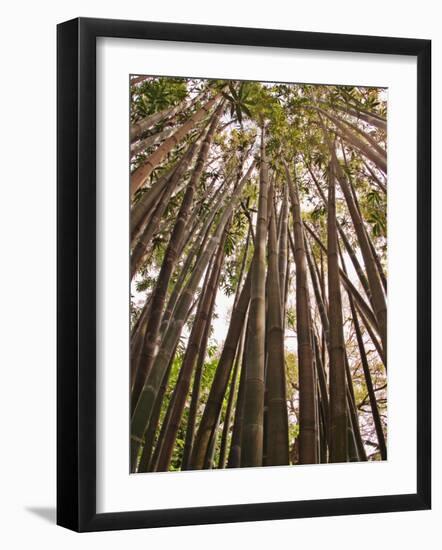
[{"left": 57, "top": 17, "right": 431, "bottom": 532}]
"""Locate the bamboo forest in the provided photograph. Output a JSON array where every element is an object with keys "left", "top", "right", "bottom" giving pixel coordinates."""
[{"left": 129, "top": 76, "right": 387, "bottom": 474}]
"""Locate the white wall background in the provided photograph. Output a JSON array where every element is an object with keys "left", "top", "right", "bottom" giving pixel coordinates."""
[{"left": 0, "top": 1, "right": 439, "bottom": 548}]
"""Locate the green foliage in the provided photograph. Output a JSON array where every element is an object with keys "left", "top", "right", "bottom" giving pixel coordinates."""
[
  {"left": 222, "top": 82, "right": 254, "bottom": 124},
  {"left": 132, "top": 77, "right": 187, "bottom": 121},
  {"left": 362, "top": 190, "right": 387, "bottom": 238},
  {"left": 285, "top": 351, "right": 299, "bottom": 387}
]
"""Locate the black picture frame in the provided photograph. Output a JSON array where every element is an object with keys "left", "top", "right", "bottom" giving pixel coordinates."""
[{"left": 57, "top": 17, "right": 431, "bottom": 532}]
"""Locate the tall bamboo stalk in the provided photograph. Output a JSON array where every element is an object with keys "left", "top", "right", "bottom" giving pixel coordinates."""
[
  {"left": 278, "top": 181, "right": 289, "bottom": 303},
  {"left": 137, "top": 349, "right": 176, "bottom": 473},
  {"left": 217, "top": 324, "right": 245, "bottom": 469},
  {"left": 329, "top": 144, "right": 387, "bottom": 358},
  {"left": 131, "top": 87, "right": 209, "bottom": 142},
  {"left": 316, "top": 107, "right": 387, "bottom": 173},
  {"left": 155, "top": 236, "right": 225, "bottom": 471},
  {"left": 130, "top": 141, "right": 199, "bottom": 277},
  {"left": 131, "top": 126, "right": 176, "bottom": 157},
  {"left": 340, "top": 245, "right": 387, "bottom": 459},
  {"left": 131, "top": 106, "right": 224, "bottom": 412},
  {"left": 131, "top": 134, "right": 205, "bottom": 246},
  {"left": 227, "top": 328, "right": 249, "bottom": 468},
  {"left": 326, "top": 160, "right": 348, "bottom": 463},
  {"left": 190, "top": 268, "right": 252, "bottom": 470},
  {"left": 265, "top": 200, "right": 289, "bottom": 465},
  {"left": 131, "top": 160, "right": 256, "bottom": 468},
  {"left": 304, "top": 222, "right": 381, "bottom": 340},
  {"left": 159, "top": 170, "right": 234, "bottom": 336},
  {"left": 181, "top": 266, "right": 219, "bottom": 470},
  {"left": 131, "top": 95, "right": 221, "bottom": 195},
  {"left": 285, "top": 159, "right": 318, "bottom": 464},
  {"left": 240, "top": 127, "right": 269, "bottom": 468}
]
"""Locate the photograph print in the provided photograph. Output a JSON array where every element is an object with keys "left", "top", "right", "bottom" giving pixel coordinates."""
[{"left": 129, "top": 76, "right": 387, "bottom": 474}]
